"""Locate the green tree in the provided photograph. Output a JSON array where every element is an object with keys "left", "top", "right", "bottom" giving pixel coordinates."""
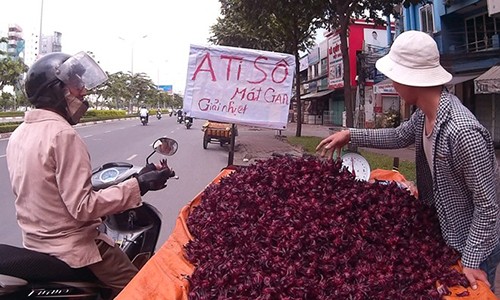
[
  {"left": 154, "top": 91, "right": 170, "bottom": 108},
  {"left": 0, "top": 91, "right": 14, "bottom": 110},
  {"left": 96, "top": 72, "right": 125, "bottom": 109},
  {"left": 0, "top": 57, "right": 28, "bottom": 92},
  {"left": 0, "top": 37, "right": 7, "bottom": 56},
  {"left": 210, "top": 0, "right": 325, "bottom": 136},
  {"left": 90, "top": 71, "right": 179, "bottom": 112},
  {"left": 172, "top": 93, "right": 183, "bottom": 108},
  {"left": 209, "top": 1, "right": 289, "bottom": 52},
  {"left": 129, "top": 72, "right": 157, "bottom": 110},
  {"left": 15, "top": 90, "right": 29, "bottom": 109}
]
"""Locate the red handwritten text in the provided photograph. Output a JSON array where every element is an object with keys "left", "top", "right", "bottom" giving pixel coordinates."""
[
  {"left": 191, "top": 52, "right": 290, "bottom": 84},
  {"left": 198, "top": 98, "right": 249, "bottom": 116},
  {"left": 231, "top": 87, "right": 289, "bottom": 105}
]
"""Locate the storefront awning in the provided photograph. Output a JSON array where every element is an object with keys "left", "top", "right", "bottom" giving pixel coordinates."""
[
  {"left": 447, "top": 74, "right": 479, "bottom": 85},
  {"left": 301, "top": 90, "right": 334, "bottom": 100},
  {"left": 475, "top": 65, "right": 500, "bottom": 94},
  {"left": 373, "top": 78, "right": 396, "bottom": 94},
  {"left": 374, "top": 74, "right": 479, "bottom": 95}
]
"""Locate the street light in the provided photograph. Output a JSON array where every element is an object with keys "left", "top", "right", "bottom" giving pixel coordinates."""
[
  {"left": 118, "top": 34, "right": 148, "bottom": 74},
  {"left": 118, "top": 34, "right": 148, "bottom": 113},
  {"left": 149, "top": 59, "right": 168, "bottom": 109},
  {"left": 149, "top": 59, "right": 168, "bottom": 86}
]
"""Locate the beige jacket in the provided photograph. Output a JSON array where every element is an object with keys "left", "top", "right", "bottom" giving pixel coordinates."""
[{"left": 6, "top": 109, "right": 142, "bottom": 268}]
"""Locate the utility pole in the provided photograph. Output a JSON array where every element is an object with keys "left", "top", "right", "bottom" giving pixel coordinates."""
[
  {"left": 38, "top": 0, "right": 44, "bottom": 57},
  {"left": 356, "top": 51, "right": 366, "bottom": 129}
]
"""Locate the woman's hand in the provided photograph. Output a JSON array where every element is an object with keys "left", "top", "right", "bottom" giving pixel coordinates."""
[{"left": 316, "top": 130, "right": 351, "bottom": 160}]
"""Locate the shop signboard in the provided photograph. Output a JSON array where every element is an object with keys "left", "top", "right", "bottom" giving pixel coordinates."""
[{"left": 327, "top": 33, "right": 343, "bottom": 90}]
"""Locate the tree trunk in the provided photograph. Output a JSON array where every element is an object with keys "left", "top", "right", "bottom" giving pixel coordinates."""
[{"left": 339, "top": 20, "right": 353, "bottom": 128}]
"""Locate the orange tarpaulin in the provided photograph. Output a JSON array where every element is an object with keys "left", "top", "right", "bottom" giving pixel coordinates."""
[
  {"left": 117, "top": 169, "right": 497, "bottom": 300},
  {"left": 116, "top": 169, "right": 233, "bottom": 300}
]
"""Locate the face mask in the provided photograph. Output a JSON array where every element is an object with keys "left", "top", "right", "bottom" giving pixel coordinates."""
[{"left": 63, "top": 88, "right": 89, "bottom": 125}]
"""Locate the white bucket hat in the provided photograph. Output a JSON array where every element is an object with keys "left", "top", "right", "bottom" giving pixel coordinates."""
[{"left": 375, "top": 30, "right": 452, "bottom": 87}]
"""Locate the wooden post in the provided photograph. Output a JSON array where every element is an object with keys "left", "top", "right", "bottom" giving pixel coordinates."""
[
  {"left": 227, "top": 124, "right": 236, "bottom": 166},
  {"left": 393, "top": 157, "right": 400, "bottom": 171}
]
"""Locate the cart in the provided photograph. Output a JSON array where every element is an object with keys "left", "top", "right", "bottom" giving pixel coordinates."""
[
  {"left": 116, "top": 168, "right": 497, "bottom": 300},
  {"left": 201, "top": 121, "right": 237, "bottom": 149}
]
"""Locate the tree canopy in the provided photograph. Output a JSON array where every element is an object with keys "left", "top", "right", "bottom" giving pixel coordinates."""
[
  {"left": 92, "top": 71, "right": 179, "bottom": 111},
  {"left": 210, "top": 0, "right": 325, "bottom": 136},
  {"left": 0, "top": 37, "right": 29, "bottom": 110},
  {"left": 209, "top": 0, "right": 415, "bottom": 132}
]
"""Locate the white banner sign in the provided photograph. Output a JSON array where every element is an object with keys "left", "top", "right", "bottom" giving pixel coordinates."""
[
  {"left": 327, "top": 33, "right": 343, "bottom": 90},
  {"left": 183, "top": 44, "right": 296, "bottom": 129}
]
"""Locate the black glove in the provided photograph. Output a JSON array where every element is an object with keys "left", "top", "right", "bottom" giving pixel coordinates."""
[
  {"left": 138, "top": 163, "right": 157, "bottom": 176},
  {"left": 136, "top": 168, "right": 173, "bottom": 196}
]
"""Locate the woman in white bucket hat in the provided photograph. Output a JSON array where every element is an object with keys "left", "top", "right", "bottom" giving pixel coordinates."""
[{"left": 317, "top": 30, "right": 500, "bottom": 292}]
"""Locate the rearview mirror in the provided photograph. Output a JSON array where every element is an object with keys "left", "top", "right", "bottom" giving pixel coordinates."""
[{"left": 153, "top": 137, "right": 178, "bottom": 156}]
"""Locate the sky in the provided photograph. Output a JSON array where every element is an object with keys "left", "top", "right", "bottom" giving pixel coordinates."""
[{"left": 0, "top": 0, "right": 223, "bottom": 94}]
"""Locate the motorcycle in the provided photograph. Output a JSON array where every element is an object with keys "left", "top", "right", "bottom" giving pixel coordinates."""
[
  {"left": 0, "top": 137, "right": 179, "bottom": 300},
  {"left": 140, "top": 115, "right": 148, "bottom": 126},
  {"left": 156, "top": 112, "right": 162, "bottom": 120},
  {"left": 177, "top": 115, "right": 183, "bottom": 124},
  {"left": 185, "top": 117, "right": 193, "bottom": 129}
]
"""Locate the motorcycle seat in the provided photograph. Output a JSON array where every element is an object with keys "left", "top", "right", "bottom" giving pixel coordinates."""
[{"left": 0, "top": 244, "right": 96, "bottom": 282}]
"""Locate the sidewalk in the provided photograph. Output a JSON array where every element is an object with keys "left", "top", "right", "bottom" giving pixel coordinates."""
[{"left": 233, "top": 122, "right": 416, "bottom": 166}]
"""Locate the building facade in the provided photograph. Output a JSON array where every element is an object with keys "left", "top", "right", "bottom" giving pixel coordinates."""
[
  {"left": 296, "top": 0, "right": 500, "bottom": 145},
  {"left": 403, "top": 0, "right": 500, "bottom": 145},
  {"left": 39, "top": 31, "right": 62, "bottom": 56},
  {"left": 297, "top": 20, "right": 395, "bottom": 128}
]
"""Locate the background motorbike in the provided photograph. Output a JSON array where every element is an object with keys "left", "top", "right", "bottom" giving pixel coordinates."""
[
  {"left": 156, "top": 112, "right": 161, "bottom": 120},
  {"left": 0, "top": 137, "right": 179, "bottom": 300},
  {"left": 185, "top": 117, "right": 192, "bottom": 129},
  {"left": 140, "top": 115, "right": 148, "bottom": 125}
]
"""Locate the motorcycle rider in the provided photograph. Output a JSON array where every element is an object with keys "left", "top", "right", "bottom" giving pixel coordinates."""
[
  {"left": 156, "top": 108, "right": 162, "bottom": 119},
  {"left": 184, "top": 111, "right": 193, "bottom": 127},
  {"left": 139, "top": 106, "right": 149, "bottom": 123},
  {"left": 176, "top": 108, "right": 184, "bottom": 123},
  {"left": 5, "top": 52, "right": 173, "bottom": 299}
]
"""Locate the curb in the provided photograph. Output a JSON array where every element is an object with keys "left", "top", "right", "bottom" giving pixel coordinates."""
[
  {"left": 0, "top": 117, "right": 137, "bottom": 140},
  {"left": 0, "top": 116, "right": 23, "bottom": 121},
  {"left": 0, "top": 132, "right": 12, "bottom": 139}
]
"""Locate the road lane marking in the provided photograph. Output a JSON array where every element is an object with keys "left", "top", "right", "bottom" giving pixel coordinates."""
[
  {"left": 104, "top": 131, "right": 111, "bottom": 133},
  {"left": 0, "top": 154, "right": 5, "bottom": 158},
  {"left": 127, "top": 154, "right": 137, "bottom": 161},
  {"left": 84, "top": 135, "right": 93, "bottom": 138}
]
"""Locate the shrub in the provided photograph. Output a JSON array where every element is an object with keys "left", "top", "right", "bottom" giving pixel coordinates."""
[
  {"left": 0, "top": 122, "right": 21, "bottom": 133},
  {"left": 375, "top": 109, "right": 401, "bottom": 128},
  {"left": 84, "top": 110, "right": 127, "bottom": 118},
  {"left": 0, "top": 110, "right": 131, "bottom": 133},
  {"left": 0, "top": 111, "right": 25, "bottom": 118}
]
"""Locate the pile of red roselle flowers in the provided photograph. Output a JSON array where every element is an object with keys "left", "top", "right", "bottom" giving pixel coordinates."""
[{"left": 185, "top": 156, "right": 467, "bottom": 300}]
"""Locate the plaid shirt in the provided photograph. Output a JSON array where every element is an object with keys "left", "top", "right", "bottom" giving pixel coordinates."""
[{"left": 350, "top": 91, "right": 500, "bottom": 268}]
